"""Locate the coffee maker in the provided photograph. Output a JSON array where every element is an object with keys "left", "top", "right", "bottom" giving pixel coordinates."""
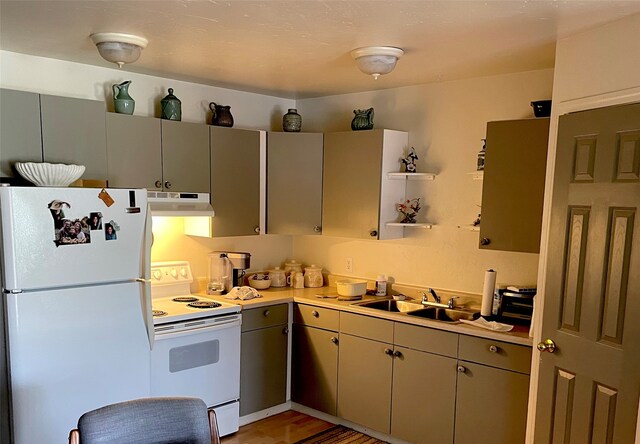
[{"left": 209, "top": 251, "right": 251, "bottom": 293}]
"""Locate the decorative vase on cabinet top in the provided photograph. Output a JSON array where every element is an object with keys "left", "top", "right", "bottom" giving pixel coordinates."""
[
  {"left": 160, "top": 88, "right": 181, "bottom": 121},
  {"left": 112, "top": 80, "right": 135, "bottom": 115},
  {"left": 209, "top": 102, "right": 234, "bottom": 127},
  {"left": 351, "top": 107, "right": 374, "bottom": 131},
  {"left": 283, "top": 108, "right": 302, "bottom": 132}
]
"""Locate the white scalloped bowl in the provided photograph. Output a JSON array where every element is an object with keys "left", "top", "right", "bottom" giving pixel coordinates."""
[{"left": 15, "top": 162, "right": 85, "bottom": 187}]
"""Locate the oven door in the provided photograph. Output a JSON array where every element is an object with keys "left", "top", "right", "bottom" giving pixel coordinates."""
[{"left": 151, "top": 315, "right": 241, "bottom": 407}]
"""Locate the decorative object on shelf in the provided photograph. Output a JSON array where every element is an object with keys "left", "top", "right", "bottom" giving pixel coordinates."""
[
  {"left": 351, "top": 107, "right": 374, "bottom": 131},
  {"left": 531, "top": 99, "right": 552, "bottom": 118},
  {"left": 15, "top": 162, "right": 85, "bottom": 187},
  {"left": 209, "top": 102, "right": 234, "bottom": 127},
  {"left": 401, "top": 147, "right": 419, "bottom": 173},
  {"left": 472, "top": 213, "right": 481, "bottom": 227},
  {"left": 160, "top": 88, "right": 181, "bottom": 121},
  {"left": 283, "top": 108, "right": 302, "bottom": 132},
  {"left": 396, "top": 197, "right": 421, "bottom": 223},
  {"left": 477, "top": 139, "right": 486, "bottom": 171},
  {"left": 350, "top": 46, "right": 404, "bottom": 80},
  {"left": 90, "top": 32, "right": 148, "bottom": 68},
  {"left": 112, "top": 80, "right": 135, "bottom": 115}
]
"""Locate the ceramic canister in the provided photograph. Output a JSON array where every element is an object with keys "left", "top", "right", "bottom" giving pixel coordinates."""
[
  {"left": 303, "top": 264, "right": 323, "bottom": 288},
  {"left": 269, "top": 267, "right": 287, "bottom": 287},
  {"left": 160, "top": 88, "right": 181, "bottom": 121}
]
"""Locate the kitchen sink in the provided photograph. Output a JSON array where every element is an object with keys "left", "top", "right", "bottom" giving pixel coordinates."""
[
  {"left": 405, "top": 307, "right": 480, "bottom": 323},
  {"left": 354, "top": 299, "right": 421, "bottom": 313}
]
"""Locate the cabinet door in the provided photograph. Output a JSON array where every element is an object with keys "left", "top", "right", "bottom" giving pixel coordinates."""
[
  {"left": 161, "top": 120, "right": 210, "bottom": 193},
  {"left": 391, "top": 347, "right": 457, "bottom": 444},
  {"left": 291, "top": 324, "right": 338, "bottom": 416},
  {"left": 323, "top": 131, "right": 383, "bottom": 239},
  {"left": 210, "top": 127, "right": 260, "bottom": 236},
  {"left": 455, "top": 361, "right": 529, "bottom": 444},
  {"left": 480, "top": 118, "right": 550, "bottom": 253},
  {"left": 40, "top": 94, "right": 108, "bottom": 180},
  {"left": 267, "top": 132, "right": 323, "bottom": 235},
  {"left": 240, "top": 324, "right": 288, "bottom": 416},
  {"left": 0, "top": 89, "right": 42, "bottom": 180},
  {"left": 337, "top": 333, "right": 393, "bottom": 434},
  {"left": 106, "top": 113, "right": 162, "bottom": 189}
]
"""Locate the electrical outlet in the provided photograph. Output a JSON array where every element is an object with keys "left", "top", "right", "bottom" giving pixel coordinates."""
[{"left": 345, "top": 257, "right": 353, "bottom": 273}]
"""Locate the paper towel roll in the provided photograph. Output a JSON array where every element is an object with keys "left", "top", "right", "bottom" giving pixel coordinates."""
[{"left": 481, "top": 269, "right": 497, "bottom": 316}]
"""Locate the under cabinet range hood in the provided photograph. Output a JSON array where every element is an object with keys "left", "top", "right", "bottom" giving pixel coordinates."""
[{"left": 148, "top": 191, "right": 214, "bottom": 216}]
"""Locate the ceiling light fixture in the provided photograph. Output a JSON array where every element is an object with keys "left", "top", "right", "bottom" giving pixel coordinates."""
[
  {"left": 350, "top": 46, "right": 404, "bottom": 80},
  {"left": 90, "top": 32, "right": 148, "bottom": 68}
]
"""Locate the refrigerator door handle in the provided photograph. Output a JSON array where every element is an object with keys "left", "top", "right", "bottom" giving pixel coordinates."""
[
  {"left": 138, "top": 278, "right": 155, "bottom": 349},
  {"left": 139, "top": 204, "right": 155, "bottom": 349}
]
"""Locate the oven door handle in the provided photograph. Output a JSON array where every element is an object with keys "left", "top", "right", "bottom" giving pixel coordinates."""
[{"left": 154, "top": 317, "right": 241, "bottom": 339}]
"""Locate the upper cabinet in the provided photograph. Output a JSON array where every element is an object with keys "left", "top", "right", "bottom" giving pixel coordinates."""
[
  {"left": 0, "top": 89, "right": 108, "bottom": 182},
  {"left": 209, "top": 127, "right": 261, "bottom": 236},
  {"left": 479, "top": 118, "right": 550, "bottom": 253},
  {"left": 40, "top": 94, "right": 108, "bottom": 180},
  {"left": 0, "top": 89, "right": 42, "bottom": 181},
  {"left": 323, "top": 129, "right": 408, "bottom": 240},
  {"left": 267, "top": 132, "right": 323, "bottom": 235},
  {"left": 106, "top": 115, "right": 209, "bottom": 192}
]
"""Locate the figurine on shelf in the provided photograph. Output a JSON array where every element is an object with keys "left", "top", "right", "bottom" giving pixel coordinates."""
[
  {"left": 396, "top": 198, "right": 421, "bottom": 223},
  {"left": 401, "top": 147, "right": 418, "bottom": 173}
]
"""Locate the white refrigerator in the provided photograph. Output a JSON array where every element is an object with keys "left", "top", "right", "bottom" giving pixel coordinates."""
[{"left": 0, "top": 186, "right": 153, "bottom": 444}]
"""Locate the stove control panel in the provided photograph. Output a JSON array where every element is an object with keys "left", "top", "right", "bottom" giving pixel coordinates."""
[{"left": 150, "top": 261, "right": 193, "bottom": 286}]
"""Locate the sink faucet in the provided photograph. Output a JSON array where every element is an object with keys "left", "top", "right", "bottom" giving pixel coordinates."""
[{"left": 421, "top": 288, "right": 459, "bottom": 309}]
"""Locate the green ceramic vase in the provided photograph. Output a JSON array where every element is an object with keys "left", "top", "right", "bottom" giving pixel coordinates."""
[{"left": 112, "top": 80, "right": 134, "bottom": 115}]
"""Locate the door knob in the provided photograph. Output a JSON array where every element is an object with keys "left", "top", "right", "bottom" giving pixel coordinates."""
[{"left": 537, "top": 339, "right": 557, "bottom": 353}]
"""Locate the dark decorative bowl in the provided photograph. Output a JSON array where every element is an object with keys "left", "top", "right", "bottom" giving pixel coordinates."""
[{"left": 531, "top": 100, "right": 552, "bottom": 117}]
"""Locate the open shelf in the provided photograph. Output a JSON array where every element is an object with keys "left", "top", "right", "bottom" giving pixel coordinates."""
[
  {"left": 386, "top": 222, "right": 434, "bottom": 229},
  {"left": 388, "top": 172, "right": 436, "bottom": 180},
  {"left": 458, "top": 224, "right": 480, "bottom": 231}
]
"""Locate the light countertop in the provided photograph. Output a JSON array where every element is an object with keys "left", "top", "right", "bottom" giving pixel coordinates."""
[{"left": 199, "top": 286, "right": 533, "bottom": 347}]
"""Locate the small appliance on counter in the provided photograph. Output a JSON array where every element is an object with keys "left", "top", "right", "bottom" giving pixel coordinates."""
[
  {"left": 209, "top": 251, "right": 251, "bottom": 293},
  {"left": 492, "top": 285, "right": 536, "bottom": 325}
]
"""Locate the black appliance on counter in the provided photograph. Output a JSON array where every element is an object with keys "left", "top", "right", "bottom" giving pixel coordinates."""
[{"left": 492, "top": 286, "right": 535, "bottom": 325}]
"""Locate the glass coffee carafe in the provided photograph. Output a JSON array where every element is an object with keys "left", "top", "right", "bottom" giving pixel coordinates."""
[{"left": 208, "top": 252, "right": 232, "bottom": 295}]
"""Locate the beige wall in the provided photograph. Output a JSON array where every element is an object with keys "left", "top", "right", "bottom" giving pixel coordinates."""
[{"left": 294, "top": 69, "right": 554, "bottom": 294}]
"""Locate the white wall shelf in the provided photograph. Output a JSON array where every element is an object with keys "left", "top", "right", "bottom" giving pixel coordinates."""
[
  {"left": 468, "top": 171, "right": 484, "bottom": 180},
  {"left": 388, "top": 172, "right": 436, "bottom": 180},
  {"left": 458, "top": 224, "right": 480, "bottom": 231},
  {"left": 386, "top": 222, "right": 434, "bottom": 229}
]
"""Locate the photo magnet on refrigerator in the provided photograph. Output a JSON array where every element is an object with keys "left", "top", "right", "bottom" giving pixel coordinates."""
[
  {"left": 49, "top": 200, "right": 91, "bottom": 246},
  {"left": 89, "top": 212, "right": 103, "bottom": 230},
  {"left": 104, "top": 220, "right": 120, "bottom": 241}
]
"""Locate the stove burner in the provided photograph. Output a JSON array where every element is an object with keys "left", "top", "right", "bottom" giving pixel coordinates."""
[
  {"left": 187, "top": 301, "right": 222, "bottom": 309},
  {"left": 173, "top": 296, "right": 199, "bottom": 303},
  {"left": 153, "top": 310, "right": 168, "bottom": 317}
]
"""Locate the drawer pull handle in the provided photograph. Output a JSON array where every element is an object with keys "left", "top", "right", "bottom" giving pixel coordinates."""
[
  {"left": 489, "top": 345, "right": 499, "bottom": 353},
  {"left": 330, "top": 336, "right": 338, "bottom": 344},
  {"left": 263, "top": 310, "right": 270, "bottom": 317},
  {"left": 393, "top": 350, "right": 402, "bottom": 358},
  {"left": 311, "top": 310, "right": 319, "bottom": 318},
  {"left": 384, "top": 348, "right": 393, "bottom": 356},
  {"left": 457, "top": 365, "right": 467, "bottom": 373}
]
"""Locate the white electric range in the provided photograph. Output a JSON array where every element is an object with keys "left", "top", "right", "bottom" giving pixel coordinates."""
[{"left": 150, "top": 261, "right": 241, "bottom": 437}]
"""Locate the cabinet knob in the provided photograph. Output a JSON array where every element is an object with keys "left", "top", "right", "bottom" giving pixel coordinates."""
[
  {"left": 282, "top": 327, "right": 289, "bottom": 335},
  {"left": 313, "top": 225, "right": 322, "bottom": 233},
  {"left": 263, "top": 310, "right": 270, "bottom": 317},
  {"left": 254, "top": 226, "right": 260, "bottom": 234},
  {"left": 311, "top": 310, "right": 319, "bottom": 318},
  {"left": 489, "top": 345, "right": 499, "bottom": 353},
  {"left": 480, "top": 237, "right": 491, "bottom": 246},
  {"left": 393, "top": 350, "right": 402, "bottom": 358},
  {"left": 164, "top": 181, "right": 172, "bottom": 189},
  {"left": 330, "top": 336, "right": 338, "bottom": 344},
  {"left": 154, "top": 180, "right": 162, "bottom": 188},
  {"left": 370, "top": 230, "right": 378, "bottom": 237},
  {"left": 457, "top": 365, "right": 467, "bottom": 373},
  {"left": 384, "top": 348, "right": 393, "bottom": 356}
]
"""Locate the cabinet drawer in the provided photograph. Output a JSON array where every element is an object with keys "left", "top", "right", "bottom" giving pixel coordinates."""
[
  {"left": 294, "top": 304, "right": 339, "bottom": 331},
  {"left": 394, "top": 323, "right": 458, "bottom": 358},
  {"left": 340, "top": 312, "right": 393, "bottom": 344},
  {"left": 458, "top": 335, "right": 532, "bottom": 374},
  {"left": 242, "top": 304, "right": 288, "bottom": 332}
]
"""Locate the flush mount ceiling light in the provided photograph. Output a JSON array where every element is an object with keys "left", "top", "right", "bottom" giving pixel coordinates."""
[
  {"left": 350, "top": 46, "right": 404, "bottom": 80},
  {"left": 90, "top": 32, "right": 148, "bottom": 68}
]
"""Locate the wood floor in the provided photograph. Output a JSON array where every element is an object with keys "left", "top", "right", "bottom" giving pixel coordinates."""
[{"left": 221, "top": 411, "right": 334, "bottom": 444}]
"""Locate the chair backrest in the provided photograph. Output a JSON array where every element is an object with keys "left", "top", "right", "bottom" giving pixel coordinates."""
[{"left": 69, "top": 397, "right": 218, "bottom": 444}]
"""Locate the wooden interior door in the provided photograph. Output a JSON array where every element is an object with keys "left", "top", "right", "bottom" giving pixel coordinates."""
[{"left": 535, "top": 102, "right": 640, "bottom": 443}]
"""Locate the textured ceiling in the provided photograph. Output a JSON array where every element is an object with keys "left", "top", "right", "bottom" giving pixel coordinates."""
[{"left": 1, "top": 1, "right": 639, "bottom": 99}]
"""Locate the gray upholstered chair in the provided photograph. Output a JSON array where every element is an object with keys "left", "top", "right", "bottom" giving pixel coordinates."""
[{"left": 68, "top": 397, "right": 221, "bottom": 444}]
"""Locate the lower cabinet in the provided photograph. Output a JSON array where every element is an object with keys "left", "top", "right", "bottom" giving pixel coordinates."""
[
  {"left": 292, "top": 305, "right": 340, "bottom": 415},
  {"left": 239, "top": 304, "right": 288, "bottom": 416}
]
